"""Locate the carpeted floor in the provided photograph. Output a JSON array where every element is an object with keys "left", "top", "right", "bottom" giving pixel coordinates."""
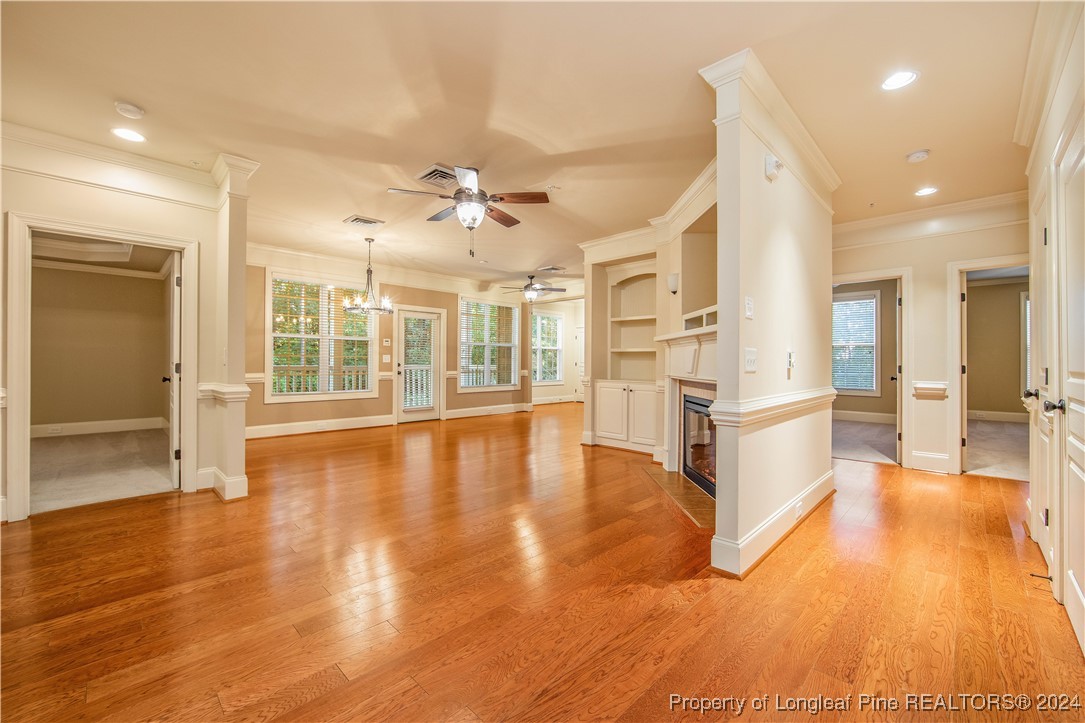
[
  {"left": 30, "top": 429, "right": 175, "bottom": 514},
  {"left": 965, "top": 419, "right": 1029, "bottom": 481}
]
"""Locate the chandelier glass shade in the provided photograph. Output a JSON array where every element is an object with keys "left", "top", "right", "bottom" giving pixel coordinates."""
[{"left": 455, "top": 200, "right": 487, "bottom": 230}]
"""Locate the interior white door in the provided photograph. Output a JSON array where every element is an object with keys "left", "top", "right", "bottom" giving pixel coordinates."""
[
  {"left": 895, "top": 280, "right": 902, "bottom": 464},
  {"left": 168, "top": 252, "right": 181, "bottom": 489},
  {"left": 1031, "top": 201, "right": 1053, "bottom": 567},
  {"left": 961, "top": 273, "right": 969, "bottom": 472},
  {"left": 1056, "top": 122, "right": 1084, "bottom": 650},
  {"left": 398, "top": 311, "right": 440, "bottom": 423}
]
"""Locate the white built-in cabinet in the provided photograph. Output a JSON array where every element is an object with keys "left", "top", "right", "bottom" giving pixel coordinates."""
[{"left": 594, "top": 380, "right": 657, "bottom": 450}]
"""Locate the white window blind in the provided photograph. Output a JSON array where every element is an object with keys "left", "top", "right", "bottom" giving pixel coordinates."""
[
  {"left": 459, "top": 298, "right": 519, "bottom": 388},
  {"left": 832, "top": 293, "right": 878, "bottom": 393},
  {"left": 270, "top": 276, "right": 373, "bottom": 396},
  {"left": 531, "top": 312, "right": 562, "bottom": 383}
]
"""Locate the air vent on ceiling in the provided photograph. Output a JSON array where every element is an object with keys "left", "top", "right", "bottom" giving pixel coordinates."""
[
  {"left": 342, "top": 215, "right": 385, "bottom": 227},
  {"left": 415, "top": 163, "right": 459, "bottom": 189},
  {"left": 537, "top": 265, "right": 566, "bottom": 274}
]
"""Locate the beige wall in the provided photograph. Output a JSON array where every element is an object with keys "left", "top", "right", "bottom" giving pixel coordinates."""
[
  {"left": 833, "top": 278, "right": 898, "bottom": 416},
  {"left": 245, "top": 267, "right": 530, "bottom": 428},
  {"left": 967, "top": 280, "right": 1028, "bottom": 413},
  {"left": 31, "top": 267, "right": 168, "bottom": 424}
]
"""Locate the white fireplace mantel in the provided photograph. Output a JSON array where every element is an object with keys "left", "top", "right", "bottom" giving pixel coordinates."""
[{"left": 656, "top": 326, "right": 717, "bottom": 383}]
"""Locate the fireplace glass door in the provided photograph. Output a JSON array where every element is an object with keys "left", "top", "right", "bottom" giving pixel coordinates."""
[{"left": 683, "top": 395, "right": 716, "bottom": 498}]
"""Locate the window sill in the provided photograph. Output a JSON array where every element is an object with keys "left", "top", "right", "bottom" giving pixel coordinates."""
[
  {"left": 532, "top": 380, "right": 565, "bottom": 387},
  {"left": 264, "top": 389, "right": 379, "bottom": 404},
  {"left": 834, "top": 388, "right": 881, "bottom": 398},
  {"left": 456, "top": 383, "right": 522, "bottom": 394}
]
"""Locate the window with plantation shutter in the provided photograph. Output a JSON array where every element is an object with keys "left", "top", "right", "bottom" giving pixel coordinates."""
[
  {"left": 832, "top": 291, "right": 880, "bottom": 395},
  {"left": 531, "top": 312, "right": 563, "bottom": 383},
  {"left": 459, "top": 298, "right": 519, "bottom": 389},
  {"left": 267, "top": 274, "right": 377, "bottom": 401}
]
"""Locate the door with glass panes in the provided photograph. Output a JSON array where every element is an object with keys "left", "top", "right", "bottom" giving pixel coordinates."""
[{"left": 398, "top": 310, "right": 441, "bottom": 422}]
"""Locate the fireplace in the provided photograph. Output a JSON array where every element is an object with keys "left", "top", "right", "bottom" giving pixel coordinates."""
[{"left": 682, "top": 395, "right": 716, "bottom": 498}]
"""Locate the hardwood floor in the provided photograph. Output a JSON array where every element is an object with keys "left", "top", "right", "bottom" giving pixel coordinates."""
[{"left": 3, "top": 403, "right": 1083, "bottom": 721}]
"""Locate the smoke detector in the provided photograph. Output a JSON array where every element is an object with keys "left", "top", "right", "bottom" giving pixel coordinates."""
[
  {"left": 342, "top": 215, "right": 385, "bottom": 228},
  {"left": 906, "top": 149, "right": 930, "bottom": 163},
  {"left": 114, "top": 101, "right": 145, "bottom": 119}
]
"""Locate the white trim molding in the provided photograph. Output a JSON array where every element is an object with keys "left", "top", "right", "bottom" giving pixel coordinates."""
[
  {"left": 712, "top": 469, "right": 834, "bottom": 577},
  {"left": 1014, "top": 2, "right": 1085, "bottom": 149},
  {"left": 197, "top": 383, "right": 252, "bottom": 403},
  {"left": 0, "top": 496, "right": 6, "bottom": 523},
  {"left": 710, "top": 387, "right": 837, "bottom": 428},
  {"left": 832, "top": 410, "right": 897, "bottom": 425},
  {"left": 968, "top": 410, "right": 1029, "bottom": 424},
  {"left": 247, "top": 414, "right": 395, "bottom": 439},
  {"left": 532, "top": 395, "right": 577, "bottom": 405},
  {"left": 245, "top": 372, "right": 265, "bottom": 385},
  {"left": 210, "top": 468, "right": 248, "bottom": 502},
  {"left": 0, "top": 388, "right": 6, "bottom": 409},
  {"left": 444, "top": 403, "right": 532, "bottom": 420},
  {"left": 30, "top": 417, "right": 166, "bottom": 438}
]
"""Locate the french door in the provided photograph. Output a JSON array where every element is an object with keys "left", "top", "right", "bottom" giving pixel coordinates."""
[{"left": 397, "top": 310, "right": 441, "bottom": 423}]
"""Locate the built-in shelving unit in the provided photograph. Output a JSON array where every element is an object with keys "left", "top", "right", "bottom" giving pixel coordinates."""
[
  {"left": 608, "top": 267, "right": 657, "bottom": 381},
  {"left": 683, "top": 305, "right": 718, "bottom": 331}
]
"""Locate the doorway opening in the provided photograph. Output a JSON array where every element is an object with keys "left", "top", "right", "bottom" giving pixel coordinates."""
[
  {"left": 396, "top": 307, "right": 444, "bottom": 424},
  {"left": 960, "top": 265, "right": 1031, "bottom": 481},
  {"left": 830, "top": 278, "right": 902, "bottom": 466},
  {"left": 29, "top": 233, "right": 181, "bottom": 513}
]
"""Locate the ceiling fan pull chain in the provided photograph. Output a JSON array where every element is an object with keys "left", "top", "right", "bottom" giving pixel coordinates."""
[{"left": 469, "top": 228, "right": 475, "bottom": 257}]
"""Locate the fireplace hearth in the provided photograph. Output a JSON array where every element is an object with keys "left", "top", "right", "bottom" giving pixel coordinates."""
[{"left": 682, "top": 395, "right": 716, "bottom": 498}]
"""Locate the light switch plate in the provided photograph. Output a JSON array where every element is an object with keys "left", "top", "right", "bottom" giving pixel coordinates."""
[
  {"left": 744, "top": 296, "right": 754, "bottom": 319},
  {"left": 744, "top": 347, "right": 757, "bottom": 373}
]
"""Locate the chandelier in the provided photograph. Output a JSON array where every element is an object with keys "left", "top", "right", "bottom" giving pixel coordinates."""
[{"left": 343, "top": 238, "right": 393, "bottom": 315}]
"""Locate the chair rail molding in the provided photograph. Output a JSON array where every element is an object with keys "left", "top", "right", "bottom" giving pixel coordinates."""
[{"left": 710, "top": 387, "right": 837, "bottom": 428}]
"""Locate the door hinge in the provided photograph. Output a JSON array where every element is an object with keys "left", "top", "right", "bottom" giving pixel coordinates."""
[
  {"left": 897, "top": 432, "right": 902, "bottom": 442},
  {"left": 961, "top": 292, "right": 966, "bottom": 302},
  {"left": 962, "top": 365, "right": 967, "bottom": 374},
  {"left": 175, "top": 276, "right": 182, "bottom": 287},
  {"left": 898, "top": 364, "right": 902, "bottom": 374},
  {"left": 897, "top": 297, "right": 902, "bottom": 307},
  {"left": 175, "top": 362, "right": 181, "bottom": 374},
  {"left": 174, "top": 449, "right": 181, "bottom": 461},
  {"left": 1043, "top": 227, "right": 1048, "bottom": 246},
  {"left": 962, "top": 437, "right": 967, "bottom": 447},
  {"left": 1043, "top": 507, "right": 1050, "bottom": 526}
]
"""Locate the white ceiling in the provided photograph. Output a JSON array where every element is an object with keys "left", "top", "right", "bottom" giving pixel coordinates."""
[{"left": 2, "top": 2, "right": 1037, "bottom": 283}]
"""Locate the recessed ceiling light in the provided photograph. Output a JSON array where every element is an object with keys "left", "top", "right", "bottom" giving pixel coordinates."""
[
  {"left": 881, "top": 70, "right": 919, "bottom": 91},
  {"left": 111, "top": 128, "right": 145, "bottom": 143},
  {"left": 114, "top": 101, "right": 144, "bottom": 119},
  {"left": 915, "top": 186, "right": 938, "bottom": 197},
  {"left": 906, "top": 149, "right": 930, "bottom": 163}
]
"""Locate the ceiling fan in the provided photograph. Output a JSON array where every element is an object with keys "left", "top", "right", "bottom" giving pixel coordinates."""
[
  {"left": 502, "top": 275, "right": 567, "bottom": 303},
  {"left": 388, "top": 166, "right": 549, "bottom": 231}
]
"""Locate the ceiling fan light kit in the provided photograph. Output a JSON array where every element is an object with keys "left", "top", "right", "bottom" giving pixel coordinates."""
[{"left": 502, "top": 274, "right": 568, "bottom": 304}]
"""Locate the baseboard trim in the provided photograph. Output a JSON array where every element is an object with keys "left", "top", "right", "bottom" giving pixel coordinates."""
[
  {"left": 832, "top": 410, "right": 896, "bottom": 425},
  {"left": 1065, "top": 569, "right": 1085, "bottom": 652},
  {"left": 246, "top": 414, "right": 395, "bottom": 439},
  {"left": 211, "top": 468, "right": 247, "bottom": 501},
  {"left": 581, "top": 431, "right": 596, "bottom": 446},
  {"left": 711, "top": 468, "right": 835, "bottom": 577},
  {"left": 30, "top": 417, "right": 167, "bottom": 438},
  {"left": 911, "top": 451, "right": 952, "bottom": 474},
  {"left": 652, "top": 446, "right": 666, "bottom": 464},
  {"left": 197, "top": 468, "right": 216, "bottom": 490},
  {"left": 532, "top": 395, "right": 576, "bottom": 405},
  {"left": 593, "top": 438, "right": 655, "bottom": 456},
  {"left": 444, "top": 403, "right": 531, "bottom": 420},
  {"left": 1, "top": 495, "right": 6, "bottom": 522},
  {"left": 968, "top": 410, "right": 1029, "bottom": 423}
]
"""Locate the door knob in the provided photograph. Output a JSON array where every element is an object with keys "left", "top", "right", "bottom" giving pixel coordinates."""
[
  {"left": 890, "top": 376, "right": 898, "bottom": 382},
  {"left": 162, "top": 376, "right": 171, "bottom": 383},
  {"left": 1023, "top": 388, "right": 1039, "bottom": 399},
  {"left": 1043, "top": 399, "right": 1066, "bottom": 413}
]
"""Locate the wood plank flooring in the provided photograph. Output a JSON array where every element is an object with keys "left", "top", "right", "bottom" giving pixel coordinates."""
[{"left": 3, "top": 403, "right": 1083, "bottom": 721}]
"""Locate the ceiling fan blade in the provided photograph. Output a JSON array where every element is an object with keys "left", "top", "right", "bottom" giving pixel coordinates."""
[
  {"left": 499, "top": 286, "right": 526, "bottom": 290},
  {"left": 427, "top": 206, "right": 457, "bottom": 222},
  {"left": 485, "top": 205, "right": 520, "bottom": 227},
  {"left": 455, "top": 166, "right": 479, "bottom": 193},
  {"left": 543, "top": 287, "right": 567, "bottom": 293},
  {"left": 488, "top": 192, "right": 549, "bottom": 204},
  {"left": 388, "top": 187, "right": 451, "bottom": 198}
]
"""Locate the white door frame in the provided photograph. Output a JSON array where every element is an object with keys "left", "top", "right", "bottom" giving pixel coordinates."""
[
  {"left": 947, "top": 253, "right": 1030, "bottom": 476},
  {"left": 831, "top": 267, "right": 913, "bottom": 469},
  {"left": 5, "top": 213, "right": 200, "bottom": 521},
  {"left": 392, "top": 304, "right": 447, "bottom": 423}
]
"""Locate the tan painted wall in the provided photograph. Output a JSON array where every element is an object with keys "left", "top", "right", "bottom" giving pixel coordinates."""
[
  {"left": 832, "top": 278, "right": 898, "bottom": 416},
  {"left": 31, "top": 267, "right": 169, "bottom": 424},
  {"left": 966, "top": 280, "right": 1028, "bottom": 413},
  {"left": 244, "top": 268, "right": 529, "bottom": 425}
]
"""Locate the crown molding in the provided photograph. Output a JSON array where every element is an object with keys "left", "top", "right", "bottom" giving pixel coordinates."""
[
  {"left": 832, "top": 190, "right": 1028, "bottom": 243},
  {"left": 1013, "top": 3, "right": 1084, "bottom": 148},
  {"left": 1, "top": 122, "right": 216, "bottom": 187},
  {"left": 700, "top": 49, "right": 841, "bottom": 194},
  {"left": 648, "top": 158, "right": 717, "bottom": 233}
]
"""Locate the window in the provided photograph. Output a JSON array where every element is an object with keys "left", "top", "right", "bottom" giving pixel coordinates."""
[
  {"left": 268, "top": 274, "right": 376, "bottom": 401},
  {"left": 832, "top": 290, "right": 880, "bottom": 395},
  {"left": 531, "top": 312, "right": 563, "bottom": 383},
  {"left": 459, "top": 298, "right": 519, "bottom": 389}
]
